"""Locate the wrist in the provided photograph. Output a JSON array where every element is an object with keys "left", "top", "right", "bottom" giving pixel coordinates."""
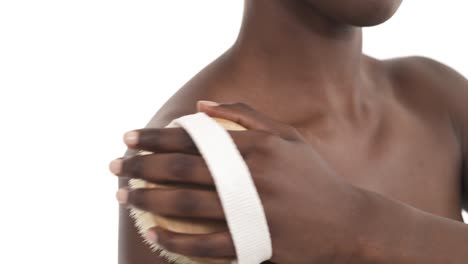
[
  {"left": 337, "top": 185, "right": 468, "bottom": 264},
  {"left": 349, "top": 187, "right": 420, "bottom": 264},
  {"left": 330, "top": 184, "right": 380, "bottom": 263}
]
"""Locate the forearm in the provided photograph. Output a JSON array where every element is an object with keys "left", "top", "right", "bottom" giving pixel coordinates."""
[{"left": 353, "top": 188, "right": 468, "bottom": 263}]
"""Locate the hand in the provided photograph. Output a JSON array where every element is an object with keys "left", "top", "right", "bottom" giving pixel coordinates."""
[{"left": 109, "top": 101, "right": 366, "bottom": 263}]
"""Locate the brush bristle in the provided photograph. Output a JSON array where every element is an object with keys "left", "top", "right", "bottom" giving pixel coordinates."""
[{"left": 129, "top": 177, "right": 203, "bottom": 264}]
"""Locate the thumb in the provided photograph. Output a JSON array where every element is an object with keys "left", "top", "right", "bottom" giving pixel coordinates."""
[{"left": 196, "top": 100, "right": 302, "bottom": 141}]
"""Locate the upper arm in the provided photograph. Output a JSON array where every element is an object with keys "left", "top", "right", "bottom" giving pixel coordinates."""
[
  {"left": 118, "top": 105, "right": 199, "bottom": 264},
  {"left": 421, "top": 57, "right": 468, "bottom": 211},
  {"left": 399, "top": 56, "right": 468, "bottom": 212},
  {"left": 431, "top": 61, "right": 468, "bottom": 212}
]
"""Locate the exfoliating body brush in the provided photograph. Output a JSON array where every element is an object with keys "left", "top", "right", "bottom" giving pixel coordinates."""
[{"left": 129, "top": 117, "right": 247, "bottom": 264}]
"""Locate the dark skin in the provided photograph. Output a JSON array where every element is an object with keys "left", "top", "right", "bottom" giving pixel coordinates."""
[{"left": 111, "top": 0, "right": 468, "bottom": 263}]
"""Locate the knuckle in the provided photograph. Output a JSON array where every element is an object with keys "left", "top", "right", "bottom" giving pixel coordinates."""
[
  {"left": 247, "top": 162, "right": 272, "bottom": 196},
  {"left": 233, "top": 102, "right": 251, "bottom": 110},
  {"left": 166, "top": 154, "right": 195, "bottom": 180},
  {"left": 256, "top": 133, "right": 280, "bottom": 152},
  {"left": 225, "top": 102, "right": 254, "bottom": 112},
  {"left": 285, "top": 125, "right": 304, "bottom": 141},
  {"left": 243, "top": 130, "right": 272, "bottom": 157},
  {"left": 128, "top": 189, "right": 146, "bottom": 209},
  {"left": 140, "top": 128, "right": 161, "bottom": 148},
  {"left": 158, "top": 233, "right": 179, "bottom": 253},
  {"left": 191, "top": 240, "right": 217, "bottom": 257},
  {"left": 123, "top": 155, "right": 145, "bottom": 179},
  {"left": 269, "top": 123, "right": 302, "bottom": 142},
  {"left": 172, "top": 190, "right": 199, "bottom": 215},
  {"left": 178, "top": 129, "right": 198, "bottom": 153}
]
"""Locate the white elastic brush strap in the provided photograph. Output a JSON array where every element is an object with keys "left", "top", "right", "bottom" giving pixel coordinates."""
[{"left": 167, "top": 112, "right": 272, "bottom": 264}]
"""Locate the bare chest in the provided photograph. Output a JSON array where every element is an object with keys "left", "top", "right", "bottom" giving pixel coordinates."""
[{"left": 295, "top": 104, "right": 463, "bottom": 220}]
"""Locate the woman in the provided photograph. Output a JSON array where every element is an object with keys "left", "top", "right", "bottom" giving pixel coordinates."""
[{"left": 110, "top": 0, "right": 468, "bottom": 263}]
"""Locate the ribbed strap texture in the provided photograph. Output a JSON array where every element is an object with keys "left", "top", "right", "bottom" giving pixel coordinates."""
[{"left": 166, "top": 112, "right": 272, "bottom": 264}]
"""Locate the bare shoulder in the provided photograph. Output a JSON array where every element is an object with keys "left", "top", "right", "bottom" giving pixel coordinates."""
[
  {"left": 142, "top": 51, "right": 241, "bottom": 131},
  {"left": 382, "top": 55, "right": 468, "bottom": 115},
  {"left": 381, "top": 55, "right": 468, "bottom": 209},
  {"left": 376, "top": 56, "right": 467, "bottom": 135}
]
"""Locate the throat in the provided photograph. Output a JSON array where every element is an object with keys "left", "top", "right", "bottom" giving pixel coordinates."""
[
  {"left": 233, "top": 0, "right": 364, "bottom": 92},
  {"left": 223, "top": 0, "right": 372, "bottom": 122},
  {"left": 221, "top": 47, "right": 379, "bottom": 130}
]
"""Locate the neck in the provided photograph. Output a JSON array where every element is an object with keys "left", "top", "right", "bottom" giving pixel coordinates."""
[{"left": 227, "top": 0, "right": 372, "bottom": 118}]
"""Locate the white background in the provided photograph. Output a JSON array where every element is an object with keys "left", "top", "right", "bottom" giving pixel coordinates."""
[{"left": 0, "top": 1, "right": 467, "bottom": 263}]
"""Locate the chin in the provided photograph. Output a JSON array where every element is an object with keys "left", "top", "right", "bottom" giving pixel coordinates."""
[
  {"left": 345, "top": 0, "right": 403, "bottom": 26},
  {"left": 308, "top": 0, "right": 403, "bottom": 27}
]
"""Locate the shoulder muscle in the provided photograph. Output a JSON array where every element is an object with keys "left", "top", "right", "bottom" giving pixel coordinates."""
[{"left": 385, "top": 56, "right": 468, "bottom": 210}]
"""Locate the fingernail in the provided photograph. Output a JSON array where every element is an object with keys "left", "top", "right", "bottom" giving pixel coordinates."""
[
  {"left": 109, "top": 159, "right": 122, "bottom": 175},
  {"left": 124, "top": 131, "right": 139, "bottom": 146},
  {"left": 116, "top": 188, "right": 128, "bottom": 204},
  {"left": 146, "top": 230, "right": 158, "bottom": 243},
  {"left": 197, "top": 100, "right": 219, "bottom": 107}
]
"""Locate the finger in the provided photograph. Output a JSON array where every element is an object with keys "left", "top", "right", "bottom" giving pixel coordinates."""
[
  {"left": 197, "top": 100, "right": 303, "bottom": 141},
  {"left": 122, "top": 127, "right": 264, "bottom": 157},
  {"left": 148, "top": 226, "right": 236, "bottom": 258},
  {"left": 126, "top": 188, "right": 225, "bottom": 220},
  {"left": 111, "top": 153, "right": 216, "bottom": 186},
  {"left": 124, "top": 127, "right": 199, "bottom": 154}
]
